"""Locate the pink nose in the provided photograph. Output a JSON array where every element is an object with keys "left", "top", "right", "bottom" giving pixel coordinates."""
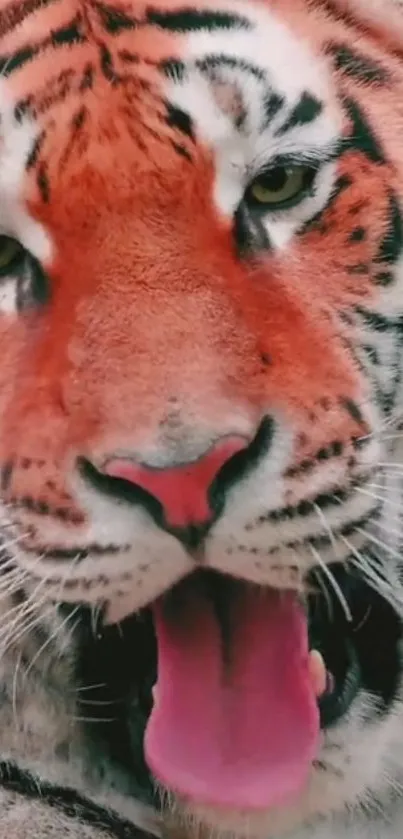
[{"left": 104, "top": 437, "right": 248, "bottom": 529}]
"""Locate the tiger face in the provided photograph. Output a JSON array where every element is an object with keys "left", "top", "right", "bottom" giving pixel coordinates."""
[{"left": 0, "top": 0, "right": 403, "bottom": 835}]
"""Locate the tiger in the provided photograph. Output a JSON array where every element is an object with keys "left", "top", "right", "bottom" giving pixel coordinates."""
[{"left": 2, "top": 0, "right": 403, "bottom": 837}]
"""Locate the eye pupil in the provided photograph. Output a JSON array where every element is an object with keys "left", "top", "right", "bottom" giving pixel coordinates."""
[{"left": 261, "top": 168, "right": 288, "bottom": 193}]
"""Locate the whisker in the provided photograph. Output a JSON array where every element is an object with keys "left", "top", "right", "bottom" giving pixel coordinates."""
[
  {"left": 309, "top": 543, "right": 352, "bottom": 622},
  {"left": 55, "top": 554, "right": 83, "bottom": 603},
  {"left": 0, "top": 579, "right": 47, "bottom": 638},
  {"left": 354, "top": 525, "right": 403, "bottom": 562},
  {"left": 23, "top": 605, "right": 81, "bottom": 683},
  {"left": 72, "top": 715, "right": 117, "bottom": 724},
  {"left": 313, "top": 502, "right": 342, "bottom": 560},
  {"left": 340, "top": 535, "right": 401, "bottom": 609},
  {"left": 369, "top": 518, "right": 403, "bottom": 541},
  {"left": 0, "top": 604, "right": 57, "bottom": 660},
  {"left": 73, "top": 682, "right": 108, "bottom": 693},
  {"left": 12, "top": 648, "right": 23, "bottom": 731},
  {"left": 91, "top": 602, "right": 102, "bottom": 638},
  {"left": 355, "top": 486, "right": 403, "bottom": 510},
  {"left": 0, "top": 570, "right": 58, "bottom": 650},
  {"left": 54, "top": 615, "right": 81, "bottom": 666},
  {"left": 77, "top": 697, "right": 122, "bottom": 707},
  {"left": 310, "top": 567, "right": 334, "bottom": 622},
  {"left": 332, "top": 492, "right": 402, "bottom": 528}
]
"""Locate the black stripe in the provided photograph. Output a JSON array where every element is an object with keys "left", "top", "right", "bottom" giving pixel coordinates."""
[
  {"left": 298, "top": 172, "right": 353, "bottom": 237},
  {"left": 0, "top": 0, "right": 60, "bottom": 38},
  {"left": 348, "top": 227, "right": 366, "bottom": 243},
  {"left": 0, "top": 761, "right": 155, "bottom": 839},
  {"left": 340, "top": 397, "right": 367, "bottom": 427},
  {"left": 145, "top": 7, "right": 251, "bottom": 32},
  {"left": 99, "top": 43, "right": 118, "bottom": 82},
  {"left": 355, "top": 305, "right": 403, "bottom": 333},
  {"left": 94, "top": 0, "right": 138, "bottom": 33},
  {"left": 346, "top": 263, "right": 368, "bottom": 275},
  {"left": 321, "top": 0, "right": 360, "bottom": 29},
  {"left": 343, "top": 97, "right": 385, "bottom": 163},
  {"left": 265, "top": 506, "right": 381, "bottom": 553},
  {"left": 27, "top": 543, "right": 124, "bottom": 560},
  {"left": 80, "top": 63, "right": 94, "bottom": 90},
  {"left": 325, "top": 42, "right": 390, "bottom": 85},
  {"left": 375, "top": 271, "right": 394, "bottom": 287},
  {"left": 261, "top": 91, "right": 285, "bottom": 130},
  {"left": 159, "top": 58, "right": 186, "bottom": 81},
  {"left": 262, "top": 478, "right": 373, "bottom": 524},
  {"left": 0, "top": 460, "right": 14, "bottom": 492},
  {"left": 275, "top": 92, "right": 323, "bottom": 137},
  {"left": 170, "top": 139, "right": 192, "bottom": 160},
  {"left": 165, "top": 103, "right": 194, "bottom": 139},
  {"left": 7, "top": 493, "right": 83, "bottom": 523},
  {"left": 26, "top": 130, "right": 46, "bottom": 169},
  {"left": 15, "top": 68, "right": 77, "bottom": 120},
  {"left": 196, "top": 54, "right": 265, "bottom": 81},
  {"left": 322, "top": 0, "right": 403, "bottom": 64},
  {"left": 57, "top": 106, "right": 89, "bottom": 166},
  {"left": 37, "top": 163, "right": 50, "bottom": 203},
  {"left": 375, "top": 192, "right": 403, "bottom": 267},
  {"left": 0, "top": 17, "right": 85, "bottom": 76},
  {"left": 361, "top": 343, "right": 380, "bottom": 366}
]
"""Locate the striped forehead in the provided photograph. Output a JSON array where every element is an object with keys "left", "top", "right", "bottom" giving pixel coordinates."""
[
  {"left": 0, "top": 0, "right": 340, "bottom": 256},
  {"left": 167, "top": 3, "right": 341, "bottom": 228}
]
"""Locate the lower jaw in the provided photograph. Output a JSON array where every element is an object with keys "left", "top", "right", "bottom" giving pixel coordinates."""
[{"left": 71, "top": 563, "right": 401, "bottom": 817}]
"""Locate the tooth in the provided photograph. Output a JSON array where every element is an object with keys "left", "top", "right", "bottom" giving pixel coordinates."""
[{"left": 308, "top": 649, "right": 327, "bottom": 697}]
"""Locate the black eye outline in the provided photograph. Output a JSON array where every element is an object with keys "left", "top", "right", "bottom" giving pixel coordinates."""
[
  {"left": 0, "top": 235, "right": 27, "bottom": 277},
  {"left": 244, "top": 163, "right": 317, "bottom": 213}
]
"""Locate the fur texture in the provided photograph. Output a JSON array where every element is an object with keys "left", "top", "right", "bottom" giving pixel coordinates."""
[{"left": 0, "top": 0, "right": 403, "bottom": 837}]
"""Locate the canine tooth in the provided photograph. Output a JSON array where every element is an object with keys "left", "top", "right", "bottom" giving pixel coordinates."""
[{"left": 308, "top": 649, "right": 327, "bottom": 697}]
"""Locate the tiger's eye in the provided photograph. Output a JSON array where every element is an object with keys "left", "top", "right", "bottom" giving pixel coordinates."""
[{"left": 248, "top": 165, "right": 314, "bottom": 208}]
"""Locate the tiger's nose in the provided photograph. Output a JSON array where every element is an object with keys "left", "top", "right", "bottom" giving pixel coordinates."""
[{"left": 103, "top": 436, "right": 249, "bottom": 530}]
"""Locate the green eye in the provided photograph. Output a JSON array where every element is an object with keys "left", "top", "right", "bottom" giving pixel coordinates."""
[
  {"left": 247, "top": 165, "right": 315, "bottom": 209},
  {"left": 0, "top": 236, "right": 24, "bottom": 272}
]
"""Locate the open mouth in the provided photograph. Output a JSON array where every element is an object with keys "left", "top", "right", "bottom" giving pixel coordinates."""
[
  {"left": 73, "top": 565, "right": 401, "bottom": 814},
  {"left": 142, "top": 571, "right": 359, "bottom": 811}
]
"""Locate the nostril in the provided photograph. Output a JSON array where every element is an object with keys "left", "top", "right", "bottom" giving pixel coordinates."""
[{"left": 79, "top": 417, "right": 274, "bottom": 540}]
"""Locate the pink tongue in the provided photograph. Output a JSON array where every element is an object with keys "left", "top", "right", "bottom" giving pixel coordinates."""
[{"left": 144, "top": 579, "right": 320, "bottom": 810}]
